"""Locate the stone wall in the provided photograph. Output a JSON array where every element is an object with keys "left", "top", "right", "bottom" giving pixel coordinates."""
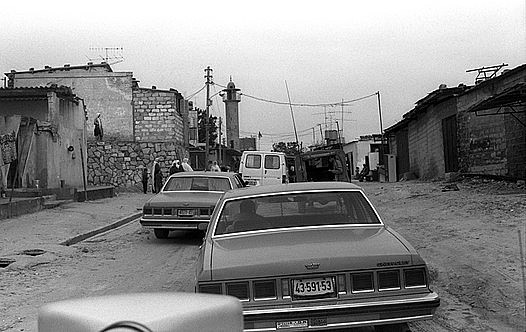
[
  {"left": 133, "top": 88, "right": 184, "bottom": 143},
  {"left": 457, "top": 65, "right": 526, "bottom": 179},
  {"left": 87, "top": 141, "right": 187, "bottom": 191}
]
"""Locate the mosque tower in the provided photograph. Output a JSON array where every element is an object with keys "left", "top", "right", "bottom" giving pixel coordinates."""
[{"left": 222, "top": 78, "right": 241, "bottom": 150}]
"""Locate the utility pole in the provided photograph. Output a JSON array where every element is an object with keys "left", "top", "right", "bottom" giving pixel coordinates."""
[
  {"left": 341, "top": 98, "right": 344, "bottom": 143},
  {"left": 204, "top": 66, "right": 213, "bottom": 168},
  {"left": 218, "top": 116, "right": 222, "bottom": 165},
  {"left": 377, "top": 91, "right": 384, "bottom": 165},
  {"left": 285, "top": 80, "right": 300, "bottom": 148}
]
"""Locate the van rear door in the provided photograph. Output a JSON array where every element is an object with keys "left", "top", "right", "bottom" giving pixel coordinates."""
[
  {"left": 262, "top": 153, "right": 285, "bottom": 185},
  {"left": 241, "top": 153, "right": 263, "bottom": 186}
]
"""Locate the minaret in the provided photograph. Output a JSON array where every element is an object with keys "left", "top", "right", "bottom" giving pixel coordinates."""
[{"left": 222, "top": 78, "right": 241, "bottom": 150}]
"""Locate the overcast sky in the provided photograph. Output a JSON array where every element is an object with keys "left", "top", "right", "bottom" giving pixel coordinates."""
[{"left": 1, "top": 0, "right": 525, "bottom": 150}]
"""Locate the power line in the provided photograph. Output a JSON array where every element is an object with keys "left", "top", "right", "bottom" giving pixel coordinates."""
[
  {"left": 213, "top": 82, "right": 377, "bottom": 108},
  {"left": 186, "top": 85, "right": 206, "bottom": 100}
]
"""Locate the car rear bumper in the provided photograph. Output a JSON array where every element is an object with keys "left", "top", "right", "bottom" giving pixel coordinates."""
[
  {"left": 242, "top": 292, "right": 439, "bottom": 331},
  {"left": 140, "top": 217, "right": 208, "bottom": 230}
]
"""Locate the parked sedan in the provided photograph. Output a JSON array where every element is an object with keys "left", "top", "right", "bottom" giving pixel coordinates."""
[
  {"left": 196, "top": 182, "right": 439, "bottom": 331},
  {"left": 140, "top": 171, "right": 245, "bottom": 239}
]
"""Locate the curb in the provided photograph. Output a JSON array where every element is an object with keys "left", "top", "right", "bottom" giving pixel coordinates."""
[{"left": 60, "top": 211, "right": 142, "bottom": 246}]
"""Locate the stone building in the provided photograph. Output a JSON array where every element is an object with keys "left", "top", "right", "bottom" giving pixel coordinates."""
[
  {"left": 5, "top": 63, "right": 190, "bottom": 190},
  {"left": 385, "top": 63, "right": 525, "bottom": 181},
  {"left": 0, "top": 86, "right": 86, "bottom": 189},
  {"left": 457, "top": 64, "right": 526, "bottom": 179}
]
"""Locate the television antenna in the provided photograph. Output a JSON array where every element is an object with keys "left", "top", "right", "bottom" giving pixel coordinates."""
[
  {"left": 87, "top": 47, "right": 125, "bottom": 65},
  {"left": 466, "top": 63, "right": 508, "bottom": 84}
]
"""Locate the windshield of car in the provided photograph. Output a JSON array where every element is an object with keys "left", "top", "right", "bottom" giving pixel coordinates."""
[
  {"left": 163, "top": 177, "right": 231, "bottom": 192},
  {"left": 214, "top": 191, "right": 380, "bottom": 235}
]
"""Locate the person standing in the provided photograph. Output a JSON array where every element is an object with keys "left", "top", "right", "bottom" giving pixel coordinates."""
[
  {"left": 328, "top": 155, "right": 344, "bottom": 181},
  {"left": 170, "top": 160, "right": 184, "bottom": 175},
  {"left": 181, "top": 157, "right": 193, "bottom": 172},
  {"left": 93, "top": 113, "right": 103, "bottom": 141},
  {"left": 210, "top": 160, "right": 221, "bottom": 172},
  {"left": 141, "top": 166, "right": 148, "bottom": 194},
  {"left": 152, "top": 158, "right": 163, "bottom": 193}
]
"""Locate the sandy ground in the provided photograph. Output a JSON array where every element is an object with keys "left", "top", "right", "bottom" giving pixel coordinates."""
[
  {"left": 0, "top": 179, "right": 525, "bottom": 331},
  {"left": 359, "top": 178, "right": 526, "bottom": 332}
]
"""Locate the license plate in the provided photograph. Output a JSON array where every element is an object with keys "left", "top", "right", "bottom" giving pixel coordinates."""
[
  {"left": 177, "top": 209, "right": 195, "bottom": 216},
  {"left": 276, "top": 319, "right": 308, "bottom": 329},
  {"left": 246, "top": 179, "right": 258, "bottom": 186},
  {"left": 292, "top": 277, "right": 335, "bottom": 298}
]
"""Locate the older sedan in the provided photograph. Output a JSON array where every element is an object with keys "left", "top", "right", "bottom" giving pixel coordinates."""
[
  {"left": 140, "top": 171, "right": 245, "bottom": 239},
  {"left": 196, "top": 182, "right": 439, "bottom": 331}
]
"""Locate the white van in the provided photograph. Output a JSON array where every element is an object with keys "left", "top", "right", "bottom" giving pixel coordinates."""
[{"left": 239, "top": 151, "right": 288, "bottom": 186}]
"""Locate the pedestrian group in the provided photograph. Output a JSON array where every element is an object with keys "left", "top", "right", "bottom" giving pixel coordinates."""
[{"left": 141, "top": 157, "right": 226, "bottom": 194}]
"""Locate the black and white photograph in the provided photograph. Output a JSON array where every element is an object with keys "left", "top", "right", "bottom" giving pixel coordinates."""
[{"left": 0, "top": 1, "right": 525, "bottom": 331}]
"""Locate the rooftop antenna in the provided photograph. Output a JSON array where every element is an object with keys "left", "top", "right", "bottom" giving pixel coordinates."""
[
  {"left": 87, "top": 47, "right": 125, "bottom": 65},
  {"left": 466, "top": 63, "right": 508, "bottom": 84}
]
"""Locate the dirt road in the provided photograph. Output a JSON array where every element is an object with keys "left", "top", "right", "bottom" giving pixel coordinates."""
[
  {"left": 1, "top": 178, "right": 525, "bottom": 331},
  {"left": 359, "top": 178, "right": 526, "bottom": 332}
]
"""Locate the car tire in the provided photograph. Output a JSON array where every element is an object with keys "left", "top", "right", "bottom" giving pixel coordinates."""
[
  {"left": 374, "top": 323, "right": 411, "bottom": 332},
  {"left": 154, "top": 228, "right": 169, "bottom": 239}
]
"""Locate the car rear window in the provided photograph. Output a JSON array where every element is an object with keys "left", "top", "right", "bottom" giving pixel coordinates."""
[
  {"left": 163, "top": 177, "right": 231, "bottom": 192},
  {"left": 214, "top": 191, "right": 380, "bottom": 235}
]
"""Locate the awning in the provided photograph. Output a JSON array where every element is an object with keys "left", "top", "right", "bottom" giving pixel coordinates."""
[{"left": 466, "top": 82, "right": 526, "bottom": 126}]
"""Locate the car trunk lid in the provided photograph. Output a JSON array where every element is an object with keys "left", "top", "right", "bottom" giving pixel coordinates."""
[
  {"left": 146, "top": 192, "right": 222, "bottom": 207},
  {"left": 211, "top": 226, "right": 412, "bottom": 280}
]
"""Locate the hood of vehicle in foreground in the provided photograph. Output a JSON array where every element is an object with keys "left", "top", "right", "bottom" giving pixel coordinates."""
[
  {"left": 145, "top": 191, "right": 223, "bottom": 207},
  {"left": 210, "top": 227, "right": 413, "bottom": 280}
]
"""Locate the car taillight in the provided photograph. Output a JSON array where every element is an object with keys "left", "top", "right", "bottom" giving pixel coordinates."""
[
  {"left": 253, "top": 280, "right": 277, "bottom": 300},
  {"left": 378, "top": 270, "right": 401, "bottom": 291},
  {"left": 337, "top": 274, "right": 347, "bottom": 294},
  {"left": 404, "top": 268, "right": 427, "bottom": 288},
  {"left": 226, "top": 282, "right": 249, "bottom": 301},
  {"left": 198, "top": 283, "right": 222, "bottom": 294},
  {"left": 351, "top": 272, "right": 374, "bottom": 293},
  {"left": 281, "top": 279, "right": 290, "bottom": 297}
]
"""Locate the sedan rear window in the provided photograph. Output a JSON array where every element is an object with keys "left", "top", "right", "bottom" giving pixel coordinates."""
[
  {"left": 163, "top": 177, "right": 231, "bottom": 192},
  {"left": 215, "top": 191, "right": 380, "bottom": 235}
]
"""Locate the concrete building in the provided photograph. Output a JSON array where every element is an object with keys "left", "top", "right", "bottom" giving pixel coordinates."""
[
  {"left": 342, "top": 134, "right": 386, "bottom": 177},
  {"left": 0, "top": 86, "right": 86, "bottom": 189},
  {"left": 385, "top": 84, "right": 469, "bottom": 180},
  {"left": 5, "top": 63, "right": 134, "bottom": 141},
  {"left": 385, "top": 63, "right": 525, "bottom": 181}
]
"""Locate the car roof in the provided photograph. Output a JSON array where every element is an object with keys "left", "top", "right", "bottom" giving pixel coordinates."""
[
  {"left": 223, "top": 181, "right": 362, "bottom": 199},
  {"left": 167, "top": 171, "right": 237, "bottom": 179}
]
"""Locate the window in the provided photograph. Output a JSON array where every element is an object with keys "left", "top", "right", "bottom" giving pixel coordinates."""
[
  {"left": 163, "top": 177, "right": 231, "bottom": 191},
  {"left": 245, "top": 154, "right": 261, "bottom": 169},
  {"left": 264, "top": 155, "right": 280, "bottom": 169},
  {"left": 215, "top": 191, "right": 380, "bottom": 235}
]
